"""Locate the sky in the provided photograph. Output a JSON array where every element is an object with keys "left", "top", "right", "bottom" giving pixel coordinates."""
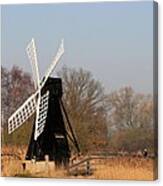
[{"left": 1, "top": 1, "right": 154, "bottom": 94}]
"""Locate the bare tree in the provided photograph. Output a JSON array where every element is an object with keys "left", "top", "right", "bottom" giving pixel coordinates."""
[
  {"left": 58, "top": 67, "right": 108, "bottom": 152},
  {"left": 1, "top": 66, "right": 10, "bottom": 126},
  {"left": 136, "top": 95, "right": 153, "bottom": 129},
  {"left": 107, "top": 86, "right": 154, "bottom": 152},
  {"left": 107, "top": 86, "right": 153, "bottom": 130}
]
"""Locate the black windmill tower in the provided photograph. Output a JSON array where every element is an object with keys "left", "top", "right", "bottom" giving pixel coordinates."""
[{"left": 8, "top": 39, "right": 80, "bottom": 167}]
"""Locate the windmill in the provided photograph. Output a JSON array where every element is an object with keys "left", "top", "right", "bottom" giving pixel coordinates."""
[{"left": 8, "top": 38, "right": 80, "bottom": 167}]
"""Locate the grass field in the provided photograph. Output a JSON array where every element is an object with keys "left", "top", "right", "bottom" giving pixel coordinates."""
[{"left": 1, "top": 146, "right": 157, "bottom": 180}]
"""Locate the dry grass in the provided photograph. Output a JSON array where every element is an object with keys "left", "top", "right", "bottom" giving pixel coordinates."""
[
  {"left": 92, "top": 157, "right": 155, "bottom": 180},
  {"left": 1, "top": 146, "right": 156, "bottom": 180}
]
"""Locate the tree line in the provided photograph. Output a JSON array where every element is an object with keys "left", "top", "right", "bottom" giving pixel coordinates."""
[{"left": 1, "top": 65, "right": 155, "bottom": 154}]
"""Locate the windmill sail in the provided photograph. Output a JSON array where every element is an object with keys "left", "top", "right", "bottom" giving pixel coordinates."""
[
  {"left": 34, "top": 91, "right": 49, "bottom": 140},
  {"left": 40, "top": 39, "right": 64, "bottom": 88},
  {"left": 8, "top": 93, "right": 37, "bottom": 134},
  {"left": 26, "top": 38, "right": 40, "bottom": 89}
]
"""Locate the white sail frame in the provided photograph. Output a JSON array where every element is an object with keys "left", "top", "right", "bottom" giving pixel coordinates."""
[{"left": 8, "top": 38, "right": 64, "bottom": 140}]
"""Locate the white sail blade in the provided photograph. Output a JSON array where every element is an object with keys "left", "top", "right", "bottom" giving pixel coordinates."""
[
  {"left": 8, "top": 93, "right": 37, "bottom": 134},
  {"left": 26, "top": 38, "right": 40, "bottom": 89},
  {"left": 34, "top": 91, "right": 49, "bottom": 140},
  {"left": 41, "top": 39, "right": 64, "bottom": 88}
]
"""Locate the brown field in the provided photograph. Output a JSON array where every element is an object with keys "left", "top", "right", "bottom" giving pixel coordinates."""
[{"left": 1, "top": 146, "right": 156, "bottom": 180}]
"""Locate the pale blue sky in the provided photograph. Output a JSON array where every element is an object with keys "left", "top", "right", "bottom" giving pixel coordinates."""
[{"left": 1, "top": 1, "right": 154, "bottom": 93}]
